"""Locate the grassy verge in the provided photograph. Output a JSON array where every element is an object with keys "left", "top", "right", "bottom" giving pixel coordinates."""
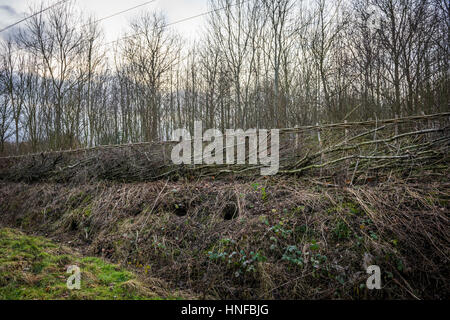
[{"left": 0, "top": 228, "right": 170, "bottom": 300}]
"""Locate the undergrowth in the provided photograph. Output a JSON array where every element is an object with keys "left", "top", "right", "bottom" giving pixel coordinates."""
[{"left": 0, "top": 173, "right": 448, "bottom": 300}]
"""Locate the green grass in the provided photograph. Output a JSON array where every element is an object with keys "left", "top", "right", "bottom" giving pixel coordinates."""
[{"left": 0, "top": 228, "right": 165, "bottom": 300}]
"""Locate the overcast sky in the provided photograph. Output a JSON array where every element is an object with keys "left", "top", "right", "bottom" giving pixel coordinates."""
[{"left": 0, "top": 0, "right": 209, "bottom": 42}]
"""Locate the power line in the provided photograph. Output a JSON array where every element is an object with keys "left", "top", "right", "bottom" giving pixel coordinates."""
[
  {"left": 80, "top": 0, "right": 157, "bottom": 29},
  {"left": 8, "top": 0, "right": 249, "bottom": 57},
  {"left": 0, "top": 0, "right": 72, "bottom": 34},
  {"left": 104, "top": 0, "right": 250, "bottom": 47},
  {"left": 7, "top": 0, "right": 158, "bottom": 55}
]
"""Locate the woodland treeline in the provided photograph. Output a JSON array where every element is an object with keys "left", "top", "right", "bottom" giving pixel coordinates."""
[{"left": 0, "top": 0, "right": 448, "bottom": 155}]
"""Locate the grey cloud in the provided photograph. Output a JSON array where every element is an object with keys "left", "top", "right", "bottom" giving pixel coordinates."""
[
  {"left": 0, "top": 27, "right": 20, "bottom": 41},
  {"left": 0, "top": 5, "right": 17, "bottom": 16},
  {"left": 0, "top": 4, "right": 21, "bottom": 40}
]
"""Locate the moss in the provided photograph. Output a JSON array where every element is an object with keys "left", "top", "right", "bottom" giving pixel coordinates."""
[
  {"left": 294, "top": 224, "right": 316, "bottom": 239},
  {"left": 332, "top": 220, "right": 352, "bottom": 240},
  {"left": 68, "top": 192, "right": 92, "bottom": 209},
  {"left": 19, "top": 214, "right": 33, "bottom": 228},
  {"left": 82, "top": 204, "right": 93, "bottom": 217},
  {"left": 0, "top": 228, "right": 171, "bottom": 300},
  {"left": 342, "top": 202, "right": 362, "bottom": 215},
  {"left": 327, "top": 201, "right": 362, "bottom": 216}
]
